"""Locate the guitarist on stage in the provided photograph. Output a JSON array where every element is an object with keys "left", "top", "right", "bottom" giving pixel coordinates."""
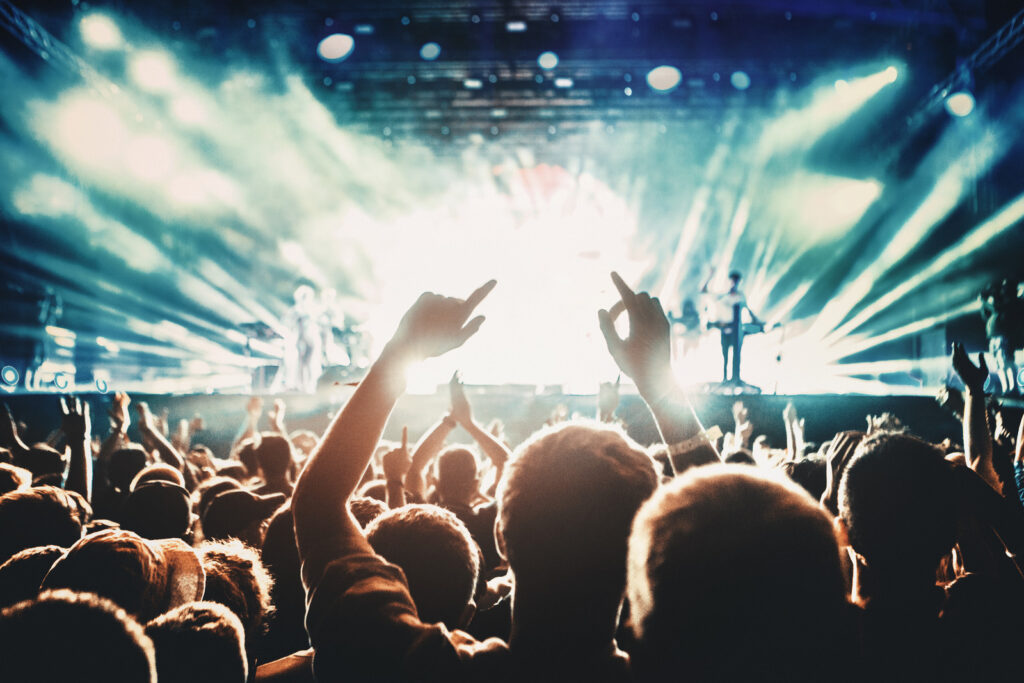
[{"left": 701, "top": 270, "right": 764, "bottom": 385}]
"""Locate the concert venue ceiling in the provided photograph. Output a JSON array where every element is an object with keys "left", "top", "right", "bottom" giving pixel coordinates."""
[{"left": 0, "top": 0, "right": 1022, "bottom": 394}]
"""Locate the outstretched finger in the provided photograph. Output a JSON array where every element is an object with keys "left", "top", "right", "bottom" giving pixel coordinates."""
[
  {"left": 59, "top": 396, "right": 69, "bottom": 416},
  {"left": 598, "top": 309, "right": 623, "bottom": 352},
  {"left": 402, "top": 426, "right": 408, "bottom": 451},
  {"left": 456, "top": 315, "right": 486, "bottom": 345},
  {"left": 610, "top": 272, "right": 637, "bottom": 310},
  {"left": 977, "top": 352, "right": 988, "bottom": 375},
  {"left": 465, "top": 279, "right": 497, "bottom": 311}
]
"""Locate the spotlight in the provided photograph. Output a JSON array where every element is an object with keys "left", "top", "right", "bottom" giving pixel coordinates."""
[
  {"left": 354, "top": 24, "right": 374, "bottom": 35},
  {"left": 554, "top": 77, "right": 573, "bottom": 88},
  {"left": 420, "top": 42, "right": 441, "bottom": 61},
  {"left": 1, "top": 366, "right": 19, "bottom": 386},
  {"left": 317, "top": 33, "right": 355, "bottom": 62},
  {"left": 506, "top": 21, "right": 527, "bottom": 32},
  {"left": 730, "top": 70, "right": 751, "bottom": 90},
  {"left": 945, "top": 91, "right": 975, "bottom": 117},
  {"left": 80, "top": 14, "right": 123, "bottom": 50},
  {"left": 646, "top": 65, "right": 682, "bottom": 92},
  {"left": 537, "top": 51, "right": 558, "bottom": 70},
  {"left": 128, "top": 51, "right": 178, "bottom": 93},
  {"left": 463, "top": 78, "right": 483, "bottom": 89},
  {"left": 884, "top": 65, "right": 898, "bottom": 83}
]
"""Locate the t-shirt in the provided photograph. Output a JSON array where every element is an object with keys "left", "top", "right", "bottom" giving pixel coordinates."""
[{"left": 303, "top": 547, "right": 632, "bottom": 683}]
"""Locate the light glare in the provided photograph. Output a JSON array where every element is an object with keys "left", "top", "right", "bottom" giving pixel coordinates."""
[
  {"left": 945, "top": 92, "right": 975, "bottom": 117},
  {"left": 317, "top": 33, "right": 355, "bottom": 62},
  {"left": 646, "top": 65, "right": 682, "bottom": 92},
  {"left": 537, "top": 51, "right": 558, "bottom": 70},
  {"left": 80, "top": 14, "right": 124, "bottom": 50}
]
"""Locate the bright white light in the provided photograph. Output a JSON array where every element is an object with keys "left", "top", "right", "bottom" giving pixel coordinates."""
[
  {"left": 945, "top": 91, "right": 975, "bottom": 117},
  {"left": 554, "top": 77, "right": 573, "bottom": 88},
  {"left": 12, "top": 174, "right": 85, "bottom": 218},
  {"left": 463, "top": 78, "right": 483, "bottom": 89},
  {"left": 730, "top": 71, "right": 751, "bottom": 90},
  {"left": 646, "top": 65, "right": 682, "bottom": 92},
  {"left": 834, "top": 79, "right": 849, "bottom": 91},
  {"left": 506, "top": 21, "right": 527, "bottom": 32},
  {"left": 125, "top": 135, "right": 177, "bottom": 181},
  {"left": 80, "top": 14, "right": 123, "bottom": 50},
  {"left": 419, "top": 42, "right": 441, "bottom": 60},
  {"left": 884, "top": 66, "right": 899, "bottom": 83},
  {"left": 129, "top": 51, "right": 178, "bottom": 93},
  {"left": 537, "top": 51, "right": 558, "bottom": 70},
  {"left": 170, "top": 96, "right": 207, "bottom": 125},
  {"left": 317, "top": 33, "right": 355, "bottom": 62},
  {"left": 49, "top": 94, "right": 127, "bottom": 168},
  {"left": 777, "top": 173, "right": 883, "bottom": 238}
]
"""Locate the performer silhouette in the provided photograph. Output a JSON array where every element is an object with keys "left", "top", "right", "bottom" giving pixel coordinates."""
[{"left": 702, "top": 270, "right": 764, "bottom": 386}]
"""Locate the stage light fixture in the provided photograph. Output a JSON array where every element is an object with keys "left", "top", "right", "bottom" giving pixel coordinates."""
[
  {"left": 945, "top": 91, "right": 975, "bottom": 117},
  {"left": 506, "top": 21, "right": 527, "bottom": 32},
  {"left": 420, "top": 42, "right": 441, "bottom": 60},
  {"left": 884, "top": 65, "right": 899, "bottom": 83},
  {"left": 317, "top": 33, "right": 355, "bottom": 62},
  {"left": 537, "top": 51, "right": 558, "bottom": 70},
  {"left": 646, "top": 65, "right": 682, "bottom": 92},
  {"left": 554, "top": 77, "right": 573, "bottom": 88},
  {"left": 80, "top": 14, "right": 123, "bottom": 50},
  {"left": 730, "top": 70, "right": 751, "bottom": 90},
  {"left": 463, "top": 78, "right": 483, "bottom": 89},
  {"left": 354, "top": 24, "right": 374, "bottom": 34}
]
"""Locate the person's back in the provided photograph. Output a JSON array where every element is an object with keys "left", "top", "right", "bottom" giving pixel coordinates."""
[
  {"left": 627, "top": 464, "right": 852, "bottom": 682},
  {"left": 837, "top": 432, "right": 959, "bottom": 681}
]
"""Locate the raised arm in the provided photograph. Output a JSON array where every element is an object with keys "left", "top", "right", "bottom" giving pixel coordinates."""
[
  {"left": 137, "top": 402, "right": 196, "bottom": 490},
  {"left": 0, "top": 404, "right": 31, "bottom": 464},
  {"left": 61, "top": 396, "right": 92, "bottom": 503},
  {"left": 292, "top": 281, "right": 495, "bottom": 574},
  {"left": 952, "top": 343, "right": 1000, "bottom": 491},
  {"left": 382, "top": 428, "right": 411, "bottom": 509},
  {"left": 97, "top": 392, "right": 131, "bottom": 464},
  {"left": 449, "top": 372, "right": 510, "bottom": 497},
  {"left": 405, "top": 417, "right": 456, "bottom": 501},
  {"left": 230, "top": 396, "right": 263, "bottom": 458},
  {"left": 598, "top": 272, "right": 718, "bottom": 472}
]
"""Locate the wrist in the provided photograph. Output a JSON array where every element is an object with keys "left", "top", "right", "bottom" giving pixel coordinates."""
[{"left": 442, "top": 414, "right": 457, "bottom": 429}]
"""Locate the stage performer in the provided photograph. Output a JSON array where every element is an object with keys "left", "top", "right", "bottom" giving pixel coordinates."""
[{"left": 702, "top": 270, "right": 763, "bottom": 385}]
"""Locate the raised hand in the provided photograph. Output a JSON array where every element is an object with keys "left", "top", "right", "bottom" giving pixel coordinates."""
[
  {"left": 269, "top": 398, "right": 286, "bottom": 432},
  {"left": 136, "top": 401, "right": 157, "bottom": 434},
  {"left": 952, "top": 342, "right": 989, "bottom": 394},
  {"left": 820, "top": 430, "right": 866, "bottom": 514},
  {"left": 382, "top": 427, "right": 412, "bottom": 483},
  {"left": 109, "top": 392, "right": 131, "bottom": 433},
  {"left": 598, "top": 272, "right": 673, "bottom": 402},
  {"left": 246, "top": 395, "right": 263, "bottom": 418},
  {"left": 387, "top": 280, "right": 496, "bottom": 362},
  {"left": 60, "top": 396, "right": 91, "bottom": 442},
  {"left": 449, "top": 372, "right": 473, "bottom": 426},
  {"left": 0, "top": 404, "right": 30, "bottom": 455}
]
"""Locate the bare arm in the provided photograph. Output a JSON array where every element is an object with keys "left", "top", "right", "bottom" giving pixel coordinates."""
[
  {"left": 230, "top": 397, "right": 263, "bottom": 458},
  {"left": 449, "top": 373, "right": 510, "bottom": 497},
  {"left": 599, "top": 272, "right": 718, "bottom": 472},
  {"left": 293, "top": 281, "right": 495, "bottom": 579},
  {"left": 137, "top": 402, "right": 196, "bottom": 490},
  {"left": 382, "top": 428, "right": 411, "bottom": 510},
  {"left": 61, "top": 396, "right": 92, "bottom": 503},
  {"left": 952, "top": 343, "right": 1000, "bottom": 490},
  {"left": 405, "top": 417, "right": 456, "bottom": 501}
]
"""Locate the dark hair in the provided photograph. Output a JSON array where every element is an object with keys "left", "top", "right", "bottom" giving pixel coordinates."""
[
  {"left": 0, "top": 486, "right": 85, "bottom": 564},
  {"left": 145, "top": 601, "right": 247, "bottom": 683},
  {"left": 0, "top": 544, "right": 66, "bottom": 608},
  {"left": 781, "top": 455, "right": 827, "bottom": 501},
  {"left": 0, "top": 589, "right": 156, "bottom": 682},
  {"left": 197, "top": 539, "right": 274, "bottom": 670},
  {"left": 366, "top": 504, "right": 479, "bottom": 627},
  {"left": 255, "top": 433, "right": 293, "bottom": 481},
  {"left": 349, "top": 495, "right": 387, "bottom": 528},
  {"left": 436, "top": 447, "right": 478, "bottom": 503},
  {"left": 838, "top": 432, "right": 957, "bottom": 579},
  {"left": 628, "top": 465, "right": 846, "bottom": 682},
  {"left": 108, "top": 446, "right": 150, "bottom": 492}
]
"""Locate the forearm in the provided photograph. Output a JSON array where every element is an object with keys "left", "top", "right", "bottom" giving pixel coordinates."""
[
  {"left": 65, "top": 436, "right": 92, "bottom": 502},
  {"left": 385, "top": 479, "right": 405, "bottom": 509},
  {"left": 645, "top": 385, "right": 720, "bottom": 474},
  {"left": 406, "top": 417, "right": 455, "bottom": 499},
  {"left": 964, "top": 390, "right": 999, "bottom": 489},
  {"left": 98, "top": 429, "right": 126, "bottom": 463},
  {"left": 463, "top": 419, "right": 510, "bottom": 469},
  {"left": 294, "top": 345, "right": 409, "bottom": 560}
]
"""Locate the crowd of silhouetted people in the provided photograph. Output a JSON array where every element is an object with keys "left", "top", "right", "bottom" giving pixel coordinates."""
[{"left": 1, "top": 274, "right": 1024, "bottom": 682}]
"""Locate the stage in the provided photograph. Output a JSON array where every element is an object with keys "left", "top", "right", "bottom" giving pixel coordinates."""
[{"left": 1, "top": 389, "right": 975, "bottom": 460}]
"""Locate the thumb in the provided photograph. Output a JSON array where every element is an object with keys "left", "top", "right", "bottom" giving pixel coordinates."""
[{"left": 598, "top": 309, "right": 623, "bottom": 352}]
